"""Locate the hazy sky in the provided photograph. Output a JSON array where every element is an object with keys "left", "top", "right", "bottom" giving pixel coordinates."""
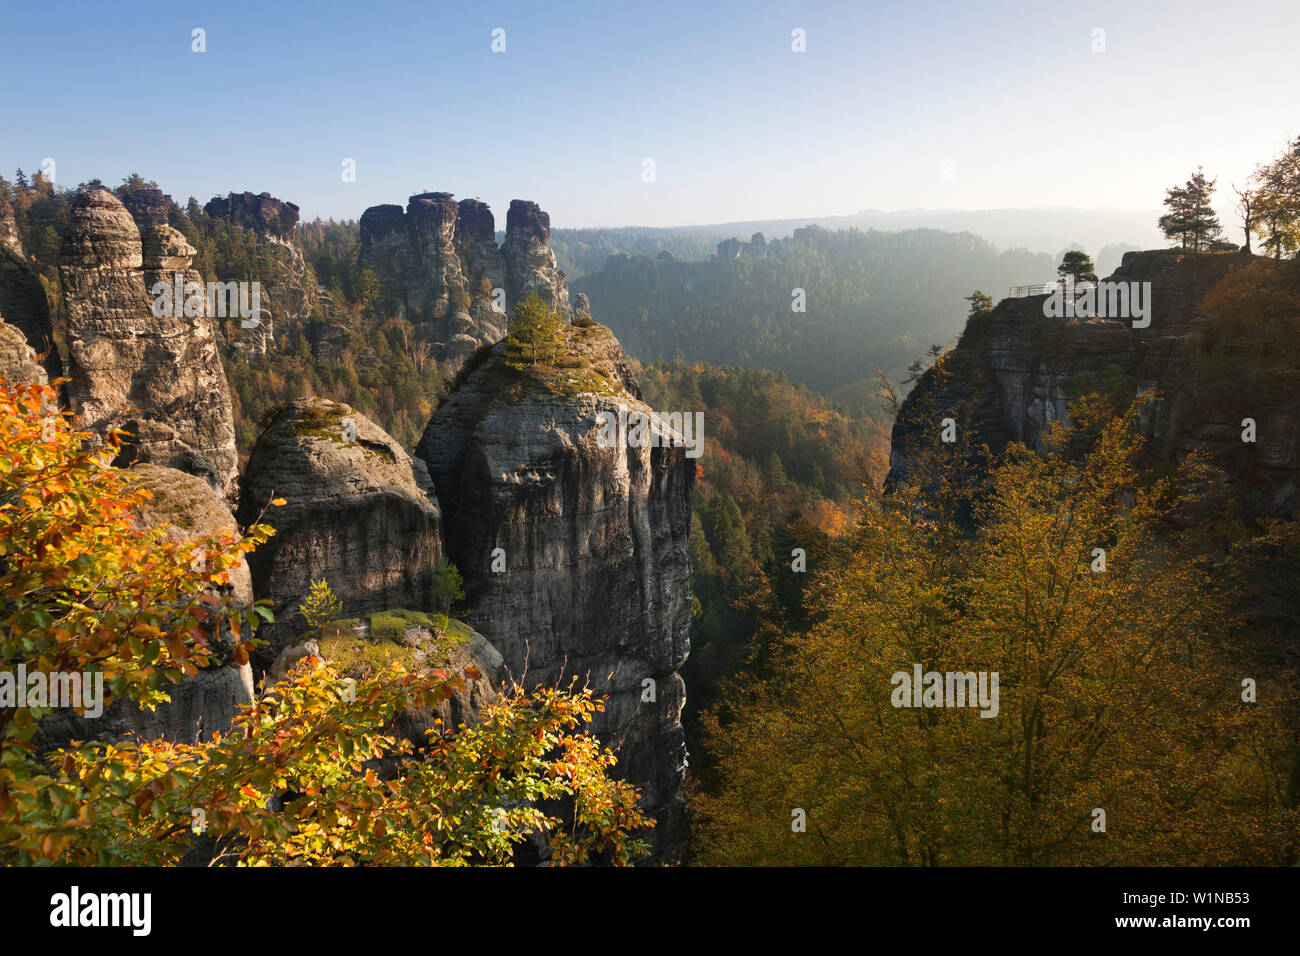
[{"left": 2, "top": 0, "right": 1296, "bottom": 228}]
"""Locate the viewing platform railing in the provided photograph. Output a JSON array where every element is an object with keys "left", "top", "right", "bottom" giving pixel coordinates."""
[{"left": 1008, "top": 281, "right": 1096, "bottom": 298}]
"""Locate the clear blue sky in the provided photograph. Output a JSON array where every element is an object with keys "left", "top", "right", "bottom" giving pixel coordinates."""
[{"left": 2, "top": 0, "right": 1295, "bottom": 227}]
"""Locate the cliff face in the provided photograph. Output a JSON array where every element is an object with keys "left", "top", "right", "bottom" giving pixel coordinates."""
[
  {"left": 118, "top": 186, "right": 179, "bottom": 230},
  {"left": 414, "top": 324, "right": 692, "bottom": 861},
  {"left": 0, "top": 245, "right": 62, "bottom": 385},
  {"left": 889, "top": 249, "right": 1298, "bottom": 517},
  {"left": 360, "top": 193, "right": 570, "bottom": 367},
  {"left": 203, "top": 191, "right": 300, "bottom": 241},
  {"left": 203, "top": 191, "right": 318, "bottom": 354},
  {"left": 58, "top": 189, "right": 239, "bottom": 497},
  {"left": 236, "top": 398, "right": 444, "bottom": 656}
]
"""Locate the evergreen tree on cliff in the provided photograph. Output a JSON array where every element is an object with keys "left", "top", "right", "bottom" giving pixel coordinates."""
[
  {"left": 1057, "top": 250, "right": 1097, "bottom": 284},
  {"left": 1159, "top": 167, "right": 1224, "bottom": 252},
  {"left": 504, "top": 292, "right": 564, "bottom": 372}
]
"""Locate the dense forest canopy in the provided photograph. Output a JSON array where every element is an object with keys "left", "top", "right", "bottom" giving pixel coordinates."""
[{"left": 575, "top": 226, "right": 1053, "bottom": 404}]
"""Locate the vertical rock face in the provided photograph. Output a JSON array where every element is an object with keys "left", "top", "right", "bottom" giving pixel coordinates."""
[
  {"left": 502, "top": 200, "right": 572, "bottom": 317},
  {"left": 236, "top": 398, "right": 444, "bottom": 656},
  {"left": 118, "top": 186, "right": 177, "bottom": 230},
  {"left": 457, "top": 198, "right": 508, "bottom": 348},
  {"left": 360, "top": 192, "right": 570, "bottom": 367},
  {"left": 0, "top": 245, "right": 62, "bottom": 385},
  {"left": 0, "top": 194, "right": 23, "bottom": 254},
  {"left": 415, "top": 324, "right": 693, "bottom": 861},
  {"left": 203, "top": 192, "right": 300, "bottom": 241},
  {"left": 888, "top": 249, "right": 1297, "bottom": 516},
  {"left": 204, "top": 191, "right": 317, "bottom": 352},
  {"left": 58, "top": 189, "right": 238, "bottom": 497}
]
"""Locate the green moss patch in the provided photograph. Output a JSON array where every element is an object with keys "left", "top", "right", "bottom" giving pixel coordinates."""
[{"left": 313, "top": 608, "right": 470, "bottom": 678}]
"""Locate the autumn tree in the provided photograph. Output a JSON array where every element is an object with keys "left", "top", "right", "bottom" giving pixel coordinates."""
[
  {"left": 0, "top": 378, "right": 650, "bottom": 865},
  {"left": 1251, "top": 138, "right": 1300, "bottom": 260},
  {"left": 693, "top": 404, "right": 1297, "bottom": 865}
]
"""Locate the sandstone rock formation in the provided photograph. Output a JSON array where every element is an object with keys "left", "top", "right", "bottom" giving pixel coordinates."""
[
  {"left": 58, "top": 189, "right": 239, "bottom": 496},
  {"left": 360, "top": 192, "right": 570, "bottom": 367},
  {"left": 204, "top": 191, "right": 318, "bottom": 354},
  {"left": 0, "top": 316, "right": 47, "bottom": 385},
  {"left": 118, "top": 185, "right": 177, "bottom": 230},
  {"left": 236, "top": 398, "right": 444, "bottom": 656},
  {"left": 31, "top": 464, "right": 255, "bottom": 753},
  {"left": 0, "top": 194, "right": 23, "bottom": 254},
  {"left": 415, "top": 323, "right": 693, "bottom": 861},
  {"left": 204, "top": 191, "right": 300, "bottom": 241},
  {"left": 502, "top": 200, "right": 572, "bottom": 318},
  {"left": 0, "top": 244, "right": 62, "bottom": 384},
  {"left": 889, "top": 249, "right": 1297, "bottom": 517}
]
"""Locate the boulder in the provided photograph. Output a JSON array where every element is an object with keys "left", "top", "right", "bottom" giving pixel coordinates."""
[{"left": 237, "top": 398, "right": 443, "bottom": 656}]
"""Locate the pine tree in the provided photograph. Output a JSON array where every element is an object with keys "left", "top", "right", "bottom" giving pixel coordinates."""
[
  {"left": 1159, "top": 167, "right": 1224, "bottom": 252},
  {"left": 1057, "top": 250, "right": 1098, "bottom": 284}
]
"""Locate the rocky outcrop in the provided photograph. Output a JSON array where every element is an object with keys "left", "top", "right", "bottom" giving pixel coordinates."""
[
  {"left": 58, "top": 189, "right": 238, "bottom": 496},
  {"left": 414, "top": 323, "right": 693, "bottom": 861},
  {"left": 0, "top": 194, "right": 23, "bottom": 254},
  {"left": 457, "top": 198, "right": 509, "bottom": 353},
  {"left": 204, "top": 192, "right": 300, "bottom": 241},
  {"left": 360, "top": 192, "right": 569, "bottom": 367},
  {"left": 118, "top": 186, "right": 177, "bottom": 230},
  {"left": 502, "top": 200, "right": 572, "bottom": 318},
  {"left": 0, "top": 316, "right": 47, "bottom": 385},
  {"left": 0, "top": 245, "right": 62, "bottom": 384},
  {"left": 236, "top": 399, "right": 443, "bottom": 656},
  {"left": 31, "top": 464, "right": 255, "bottom": 754},
  {"left": 716, "top": 234, "right": 767, "bottom": 260},
  {"left": 888, "top": 249, "right": 1297, "bottom": 517},
  {"left": 204, "top": 191, "right": 317, "bottom": 353}
]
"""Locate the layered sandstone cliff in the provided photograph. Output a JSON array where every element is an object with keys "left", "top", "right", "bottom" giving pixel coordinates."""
[
  {"left": 236, "top": 398, "right": 444, "bottom": 656},
  {"left": 360, "top": 193, "right": 570, "bottom": 367},
  {"left": 58, "top": 189, "right": 239, "bottom": 496},
  {"left": 414, "top": 323, "right": 692, "bottom": 861}
]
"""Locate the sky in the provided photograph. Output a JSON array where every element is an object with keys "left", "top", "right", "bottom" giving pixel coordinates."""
[{"left": 2, "top": 0, "right": 1297, "bottom": 229}]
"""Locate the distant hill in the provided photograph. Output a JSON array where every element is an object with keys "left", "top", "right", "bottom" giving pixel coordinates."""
[
  {"left": 551, "top": 207, "right": 1174, "bottom": 281},
  {"left": 574, "top": 224, "right": 1055, "bottom": 404}
]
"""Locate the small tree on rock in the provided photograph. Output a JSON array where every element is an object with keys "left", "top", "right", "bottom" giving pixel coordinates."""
[
  {"left": 504, "top": 293, "right": 564, "bottom": 372},
  {"left": 1159, "top": 167, "right": 1224, "bottom": 253},
  {"left": 299, "top": 578, "right": 342, "bottom": 629},
  {"left": 1057, "top": 250, "right": 1098, "bottom": 284}
]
